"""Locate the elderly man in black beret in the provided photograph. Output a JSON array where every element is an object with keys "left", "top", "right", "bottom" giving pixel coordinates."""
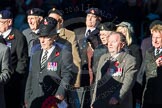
[
  {"left": 0, "top": 9, "right": 28, "bottom": 108},
  {"left": 22, "top": 8, "right": 44, "bottom": 57},
  {"left": 92, "top": 23, "right": 116, "bottom": 81},
  {"left": 25, "top": 17, "right": 73, "bottom": 108}
]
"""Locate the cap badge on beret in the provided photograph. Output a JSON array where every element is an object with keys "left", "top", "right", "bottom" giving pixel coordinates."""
[
  {"left": 44, "top": 19, "right": 48, "bottom": 25},
  {"left": 101, "top": 25, "right": 104, "bottom": 30},
  {"left": 0, "top": 14, "right": 2, "bottom": 19},
  {"left": 90, "top": 9, "right": 95, "bottom": 14},
  {"left": 99, "top": 24, "right": 108, "bottom": 31},
  {"left": 52, "top": 8, "right": 56, "bottom": 11},
  {"left": 30, "top": 10, "right": 33, "bottom": 15}
]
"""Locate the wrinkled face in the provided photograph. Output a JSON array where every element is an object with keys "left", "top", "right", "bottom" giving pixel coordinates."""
[
  {"left": 86, "top": 14, "right": 98, "bottom": 28},
  {"left": 99, "top": 30, "right": 111, "bottom": 45},
  {"left": 151, "top": 31, "right": 162, "bottom": 49},
  {"left": 27, "top": 15, "right": 41, "bottom": 31},
  {"left": 108, "top": 33, "right": 124, "bottom": 56},
  {"left": 0, "top": 19, "right": 12, "bottom": 33},
  {"left": 39, "top": 36, "right": 54, "bottom": 50},
  {"left": 116, "top": 26, "right": 127, "bottom": 36},
  {"left": 48, "top": 13, "right": 62, "bottom": 29}
]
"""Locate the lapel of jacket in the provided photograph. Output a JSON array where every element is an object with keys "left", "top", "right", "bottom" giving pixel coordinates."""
[
  {"left": 148, "top": 47, "right": 157, "bottom": 61},
  {"left": 116, "top": 52, "right": 127, "bottom": 63},
  {"left": 40, "top": 44, "right": 61, "bottom": 70},
  {"left": 77, "top": 27, "right": 86, "bottom": 42},
  {"left": 60, "top": 28, "right": 72, "bottom": 41},
  {"left": 91, "top": 28, "right": 99, "bottom": 36},
  {"left": 4, "top": 29, "right": 15, "bottom": 49},
  {"left": 59, "top": 28, "right": 67, "bottom": 39},
  {"left": 28, "top": 29, "right": 36, "bottom": 43},
  {"left": 5, "top": 29, "right": 15, "bottom": 42},
  {"left": 112, "top": 52, "right": 127, "bottom": 71},
  {"left": 48, "top": 44, "right": 61, "bottom": 62},
  {"left": 34, "top": 50, "right": 42, "bottom": 71},
  {"left": 98, "top": 53, "right": 110, "bottom": 77}
]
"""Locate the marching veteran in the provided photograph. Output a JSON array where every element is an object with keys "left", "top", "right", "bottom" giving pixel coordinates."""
[
  {"left": 91, "top": 32, "right": 138, "bottom": 108},
  {"left": 25, "top": 17, "right": 73, "bottom": 108},
  {"left": 23, "top": 8, "right": 44, "bottom": 57}
]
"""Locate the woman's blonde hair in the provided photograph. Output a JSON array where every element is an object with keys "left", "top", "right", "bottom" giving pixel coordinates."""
[{"left": 116, "top": 22, "right": 134, "bottom": 46}]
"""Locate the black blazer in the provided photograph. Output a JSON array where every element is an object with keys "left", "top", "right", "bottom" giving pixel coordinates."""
[{"left": 4, "top": 28, "right": 28, "bottom": 74}]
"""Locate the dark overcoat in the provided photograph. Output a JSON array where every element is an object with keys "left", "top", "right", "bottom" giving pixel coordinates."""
[
  {"left": 142, "top": 47, "right": 162, "bottom": 104},
  {"left": 25, "top": 44, "right": 73, "bottom": 108},
  {"left": 4, "top": 28, "right": 28, "bottom": 108}
]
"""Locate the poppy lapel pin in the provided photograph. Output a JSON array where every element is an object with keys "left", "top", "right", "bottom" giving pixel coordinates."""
[
  {"left": 55, "top": 52, "right": 60, "bottom": 57},
  {"left": 114, "top": 61, "right": 119, "bottom": 67},
  {"left": 7, "top": 34, "right": 14, "bottom": 40}
]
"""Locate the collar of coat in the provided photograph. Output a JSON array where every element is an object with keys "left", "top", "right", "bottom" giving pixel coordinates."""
[{"left": 59, "top": 28, "right": 65, "bottom": 36}]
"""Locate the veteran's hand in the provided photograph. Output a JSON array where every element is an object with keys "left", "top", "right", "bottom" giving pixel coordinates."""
[
  {"left": 109, "top": 97, "right": 119, "bottom": 105},
  {"left": 156, "top": 57, "right": 162, "bottom": 67}
]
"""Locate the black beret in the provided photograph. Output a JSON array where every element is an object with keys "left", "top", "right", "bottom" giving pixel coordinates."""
[
  {"left": 48, "top": 8, "right": 63, "bottom": 17},
  {"left": 0, "top": 9, "right": 13, "bottom": 19},
  {"left": 38, "top": 17, "right": 58, "bottom": 37},
  {"left": 26, "top": 8, "right": 44, "bottom": 16},
  {"left": 85, "top": 8, "right": 101, "bottom": 17},
  {"left": 149, "top": 20, "right": 162, "bottom": 29},
  {"left": 99, "top": 24, "right": 108, "bottom": 31},
  {"left": 99, "top": 22, "right": 116, "bottom": 31}
]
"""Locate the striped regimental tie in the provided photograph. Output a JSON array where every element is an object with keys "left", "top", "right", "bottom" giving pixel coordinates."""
[{"left": 41, "top": 50, "right": 48, "bottom": 69}]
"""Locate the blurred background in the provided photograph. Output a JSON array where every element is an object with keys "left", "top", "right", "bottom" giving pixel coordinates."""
[{"left": 0, "top": 0, "right": 162, "bottom": 44}]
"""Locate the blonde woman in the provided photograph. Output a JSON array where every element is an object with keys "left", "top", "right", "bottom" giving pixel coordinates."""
[
  {"left": 116, "top": 21, "right": 143, "bottom": 108},
  {"left": 116, "top": 22, "right": 134, "bottom": 46}
]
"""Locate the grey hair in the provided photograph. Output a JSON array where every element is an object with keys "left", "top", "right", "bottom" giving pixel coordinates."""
[{"left": 109, "top": 31, "right": 127, "bottom": 46}]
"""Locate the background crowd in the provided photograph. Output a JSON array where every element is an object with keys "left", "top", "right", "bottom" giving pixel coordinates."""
[
  {"left": 0, "top": 0, "right": 162, "bottom": 108},
  {"left": 0, "top": 0, "right": 162, "bottom": 43}
]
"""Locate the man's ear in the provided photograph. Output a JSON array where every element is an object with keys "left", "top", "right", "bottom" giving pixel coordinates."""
[
  {"left": 39, "top": 16, "right": 43, "bottom": 21},
  {"left": 8, "top": 19, "right": 13, "bottom": 26},
  {"left": 58, "top": 18, "right": 63, "bottom": 25},
  {"left": 121, "top": 42, "right": 126, "bottom": 48}
]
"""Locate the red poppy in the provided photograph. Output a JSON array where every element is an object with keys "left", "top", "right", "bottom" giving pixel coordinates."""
[
  {"left": 41, "top": 96, "right": 58, "bottom": 108},
  {"left": 158, "top": 56, "right": 162, "bottom": 62},
  {"left": 55, "top": 52, "right": 60, "bottom": 57},
  {"left": 7, "top": 34, "right": 14, "bottom": 40},
  {"left": 114, "top": 61, "right": 119, "bottom": 67},
  {"left": 44, "top": 19, "right": 48, "bottom": 25}
]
